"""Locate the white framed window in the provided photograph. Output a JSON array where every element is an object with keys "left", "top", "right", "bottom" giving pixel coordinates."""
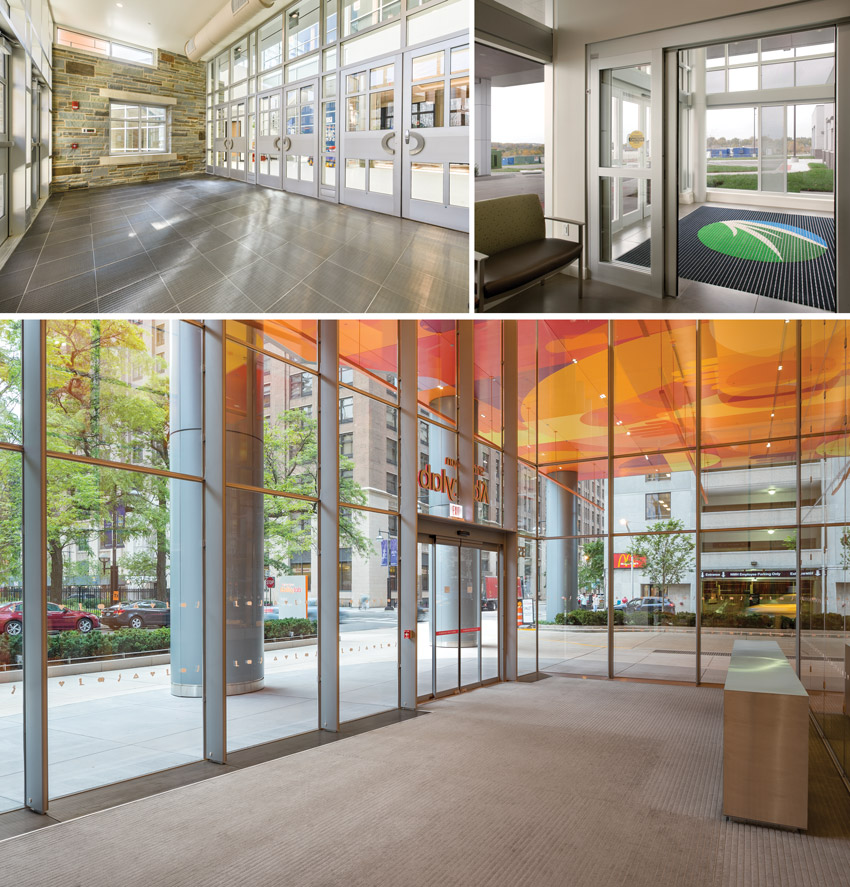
[
  {"left": 56, "top": 27, "right": 156, "bottom": 67},
  {"left": 110, "top": 102, "right": 168, "bottom": 155}
]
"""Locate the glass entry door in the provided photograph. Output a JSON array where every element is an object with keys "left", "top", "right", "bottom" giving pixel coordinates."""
[
  {"left": 402, "top": 38, "right": 470, "bottom": 231},
  {"left": 284, "top": 77, "right": 320, "bottom": 197},
  {"left": 589, "top": 49, "right": 663, "bottom": 294},
  {"left": 339, "top": 38, "right": 470, "bottom": 231},
  {"left": 340, "top": 52, "right": 402, "bottom": 217},
  {"left": 256, "top": 88, "right": 283, "bottom": 190},
  {"left": 213, "top": 101, "right": 248, "bottom": 181},
  {"left": 417, "top": 536, "right": 501, "bottom": 700},
  {"left": 31, "top": 80, "right": 41, "bottom": 205}
]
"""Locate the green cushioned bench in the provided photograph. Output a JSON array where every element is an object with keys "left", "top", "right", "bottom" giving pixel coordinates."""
[{"left": 474, "top": 194, "right": 584, "bottom": 308}]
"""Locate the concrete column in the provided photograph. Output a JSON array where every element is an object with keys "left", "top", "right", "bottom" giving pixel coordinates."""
[
  {"left": 22, "top": 319, "right": 47, "bottom": 813},
  {"left": 224, "top": 341, "right": 264, "bottom": 695},
  {"left": 170, "top": 322, "right": 204, "bottom": 698},
  {"left": 318, "top": 320, "right": 340, "bottom": 731},
  {"left": 399, "top": 320, "right": 417, "bottom": 710}
]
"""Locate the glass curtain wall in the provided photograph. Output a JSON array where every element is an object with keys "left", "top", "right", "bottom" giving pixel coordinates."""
[
  {"left": 224, "top": 320, "right": 320, "bottom": 750},
  {"left": 519, "top": 320, "right": 850, "bottom": 775},
  {"left": 0, "top": 321, "right": 22, "bottom": 812},
  {"left": 338, "top": 320, "right": 400, "bottom": 721},
  {"left": 40, "top": 320, "right": 205, "bottom": 800}
]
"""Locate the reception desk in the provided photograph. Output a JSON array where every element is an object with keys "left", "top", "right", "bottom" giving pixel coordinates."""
[{"left": 723, "top": 639, "right": 809, "bottom": 830}]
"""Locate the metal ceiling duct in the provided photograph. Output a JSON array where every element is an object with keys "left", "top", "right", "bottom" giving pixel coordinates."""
[{"left": 185, "top": 0, "right": 274, "bottom": 62}]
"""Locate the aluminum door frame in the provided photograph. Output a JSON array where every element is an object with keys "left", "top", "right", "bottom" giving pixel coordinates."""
[
  {"left": 588, "top": 48, "right": 664, "bottom": 296},
  {"left": 339, "top": 51, "right": 403, "bottom": 217},
  {"left": 256, "top": 87, "right": 284, "bottom": 190},
  {"left": 401, "top": 37, "right": 470, "bottom": 232},
  {"left": 228, "top": 99, "right": 248, "bottom": 183},
  {"left": 283, "top": 76, "right": 320, "bottom": 198},
  {"left": 213, "top": 103, "right": 231, "bottom": 177},
  {"left": 417, "top": 534, "right": 501, "bottom": 701}
]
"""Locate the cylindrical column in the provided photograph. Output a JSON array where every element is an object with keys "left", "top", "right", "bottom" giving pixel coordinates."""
[
  {"left": 171, "top": 322, "right": 204, "bottom": 697},
  {"left": 225, "top": 342, "right": 265, "bottom": 694},
  {"left": 544, "top": 470, "right": 578, "bottom": 621}
]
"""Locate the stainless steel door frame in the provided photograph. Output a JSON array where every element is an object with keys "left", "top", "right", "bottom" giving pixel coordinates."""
[
  {"left": 283, "top": 76, "right": 320, "bottom": 197},
  {"left": 256, "top": 87, "right": 284, "bottom": 190},
  {"left": 339, "top": 51, "right": 403, "bottom": 217},
  {"left": 228, "top": 99, "right": 248, "bottom": 183},
  {"left": 213, "top": 103, "right": 230, "bottom": 177}
]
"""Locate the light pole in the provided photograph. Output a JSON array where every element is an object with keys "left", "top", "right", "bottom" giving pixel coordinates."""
[{"left": 620, "top": 518, "right": 634, "bottom": 603}]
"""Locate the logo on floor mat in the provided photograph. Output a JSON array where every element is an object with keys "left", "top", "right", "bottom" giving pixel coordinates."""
[{"left": 697, "top": 220, "right": 828, "bottom": 263}]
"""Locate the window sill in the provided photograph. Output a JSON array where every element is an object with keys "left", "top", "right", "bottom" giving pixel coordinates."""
[{"left": 100, "top": 153, "right": 177, "bottom": 166}]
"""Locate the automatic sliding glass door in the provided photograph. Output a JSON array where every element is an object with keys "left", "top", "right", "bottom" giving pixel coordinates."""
[
  {"left": 589, "top": 49, "right": 663, "bottom": 294},
  {"left": 417, "top": 535, "right": 501, "bottom": 700}
]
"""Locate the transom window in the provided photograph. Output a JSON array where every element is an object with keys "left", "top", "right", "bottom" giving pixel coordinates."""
[
  {"left": 110, "top": 103, "right": 168, "bottom": 155},
  {"left": 56, "top": 27, "right": 155, "bottom": 67}
]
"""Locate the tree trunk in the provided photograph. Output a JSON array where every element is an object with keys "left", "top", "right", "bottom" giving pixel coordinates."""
[{"left": 49, "top": 539, "right": 64, "bottom": 604}]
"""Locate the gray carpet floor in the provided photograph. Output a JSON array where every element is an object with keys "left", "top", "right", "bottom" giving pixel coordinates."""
[{"left": 3, "top": 678, "right": 850, "bottom": 886}]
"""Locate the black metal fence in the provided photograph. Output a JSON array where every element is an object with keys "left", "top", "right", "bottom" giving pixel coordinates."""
[{"left": 0, "top": 586, "right": 169, "bottom": 609}]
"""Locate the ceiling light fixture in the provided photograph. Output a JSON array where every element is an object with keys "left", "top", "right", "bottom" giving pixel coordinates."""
[
  {"left": 778, "top": 365, "right": 783, "bottom": 371},
  {"left": 599, "top": 393, "right": 606, "bottom": 399},
  {"left": 768, "top": 488, "right": 776, "bottom": 495}
]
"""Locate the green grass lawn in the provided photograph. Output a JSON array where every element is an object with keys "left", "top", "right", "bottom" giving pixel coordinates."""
[
  {"left": 706, "top": 163, "right": 834, "bottom": 193},
  {"left": 706, "top": 164, "right": 758, "bottom": 172}
]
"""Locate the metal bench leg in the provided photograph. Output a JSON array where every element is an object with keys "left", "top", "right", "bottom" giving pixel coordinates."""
[{"left": 578, "top": 256, "right": 583, "bottom": 299}]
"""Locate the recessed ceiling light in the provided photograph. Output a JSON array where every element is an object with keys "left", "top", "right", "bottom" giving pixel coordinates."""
[
  {"left": 572, "top": 358, "right": 577, "bottom": 364},
  {"left": 768, "top": 488, "right": 776, "bottom": 495},
  {"left": 766, "top": 442, "right": 771, "bottom": 448},
  {"left": 599, "top": 393, "right": 606, "bottom": 399},
  {"left": 778, "top": 365, "right": 783, "bottom": 371},
  {"left": 767, "top": 529, "right": 775, "bottom": 535},
  {"left": 116, "top": 2, "right": 123, "bottom": 6},
  {"left": 770, "top": 412, "right": 775, "bottom": 417}
]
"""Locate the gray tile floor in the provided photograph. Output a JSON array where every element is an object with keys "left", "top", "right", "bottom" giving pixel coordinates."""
[{"left": 0, "top": 176, "right": 469, "bottom": 314}]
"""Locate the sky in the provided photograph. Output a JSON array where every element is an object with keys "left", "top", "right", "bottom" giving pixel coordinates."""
[{"left": 491, "top": 83, "right": 545, "bottom": 143}]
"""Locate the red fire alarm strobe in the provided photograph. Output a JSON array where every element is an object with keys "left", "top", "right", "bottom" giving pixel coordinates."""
[
  {"left": 404, "top": 629, "right": 415, "bottom": 640},
  {"left": 71, "top": 143, "right": 78, "bottom": 150},
  {"left": 71, "top": 100, "right": 79, "bottom": 110}
]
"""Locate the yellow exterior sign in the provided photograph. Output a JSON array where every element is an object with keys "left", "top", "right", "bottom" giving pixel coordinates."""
[{"left": 628, "top": 130, "right": 645, "bottom": 149}]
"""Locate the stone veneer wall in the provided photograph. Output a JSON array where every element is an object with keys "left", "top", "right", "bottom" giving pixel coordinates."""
[{"left": 51, "top": 46, "right": 205, "bottom": 193}]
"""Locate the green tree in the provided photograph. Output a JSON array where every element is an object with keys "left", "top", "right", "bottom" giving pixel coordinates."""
[
  {"left": 578, "top": 539, "right": 604, "bottom": 594},
  {"left": 262, "top": 408, "right": 372, "bottom": 574},
  {"left": 628, "top": 519, "right": 695, "bottom": 597}
]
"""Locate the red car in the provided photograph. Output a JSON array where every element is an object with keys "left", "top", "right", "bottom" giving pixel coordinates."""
[{"left": 0, "top": 601, "right": 100, "bottom": 636}]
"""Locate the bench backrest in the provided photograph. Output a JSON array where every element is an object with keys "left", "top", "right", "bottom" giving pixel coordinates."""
[{"left": 475, "top": 194, "right": 545, "bottom": 256}]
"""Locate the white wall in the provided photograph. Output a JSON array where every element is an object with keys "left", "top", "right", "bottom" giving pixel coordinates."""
[{"left": 551, "top": 0, "right": 836, "bottom": 224}]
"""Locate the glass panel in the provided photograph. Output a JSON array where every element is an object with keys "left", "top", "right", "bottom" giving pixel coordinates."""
[
  {"left": 474, "top": 319, "right": 502, "bottom": 447},
  {"left": 339, "top": 509, "right": 398, "bottom": 721},
  {"left": 517, "top": 321, "right": 537, "bottom": 463},
  {"left": 705, "top": 70, "right": 725, "bottom": 93},
  {"left": 300, "top": 155, "right": 314, "bottom": 181},
  {"left": 410, "top": 162, "right": 443, "bottom": 202},
  {"left": 225, "top": 341, "right": 318, "bottom": 497},
  {"left": 225, "top": 321, "right": 319, "bottom": 370},
  {"left": 728, "top": 39, "right": 758, "bottom": 65},
  {"left": 518, "top": 461, "right": 537, "bottom": 534},
  {"left": 259, "top": 16, "right": 284, "bottom": 72},
  {"left": 369, "top": 90, "right": 394, "bottom": 129},
  {"left": 346, "top": 72, "right": 366, "bottom": 94},
  {"left": 226, "top": 488, "right": 317, "bottom": 751},
  {"left": 795, "top": 57, "right": 835, "bottom": 86},
  {"left": 323, "top": 101, "right": 337, "bottom": 151},
  {"left": 417, "top": 420, "right": 459, "bottom": 518},
  {"left": 614, "top": 531, "right": 697, "bottom": 681},
  {"left": 326, "top": 0, "right": 338, "bottom": 43},
  {"left": 45, "top": 320, "right": 174, "bottom": 471},
  {"left": 346, "top": 95, "right": 366, "bottom": 131},
  {"left": 434, "top": 542, "right": 459, "bottom": 694},
  {"left": 0, "top": 448, "right": 21, "bottom": 812},
  {"left": 286, "top": 55, "right": 320, "bottom": 82},
  {"left": 599, "top": 65, "right": 652, "bottom": 168},
  {"left": 701, "top": 528, "right": 799, "bottom": 682},
  {"left": 417, "top": 539, "right": 432, "bottom": 697},
  {"left": 475, "top": 442, "right": 502, "bottom": 527},
  {"left": 46, "top": 460, "right": 203, "bottom": 797},
  {"left": 762, "top": 62, "right": 794, "bottom": 90},
  {"left": 407, "top": 0, "right": 468, "bottom": 45},
  {"left": 539, "top": 459, "right": 608, "bottom": 538},
  {"left": 449, "top": 77, "right": 469, "bottom": 126},
  {"left": 286, "top": 0, "right": 321, "bottom": 59},
  {"left": 479, "top": 548, "right": 500, "bottom": 682},
  {"left": 232, "top": 39, "right": 249, "bottom": 82},
  {"left": 517, "top": 537, "right": 536, "bottom": 675},
  {"left": 451, "top": 46, "right": 469, "bottom": 74},
  {"left": 761, "top": 104, "right": 786, "bottom": 194},
  {"left": 0, "top": 320, "right": 22, "bottom": 443},
  {"left": 323, "top": 156, "right": 336, "bottom": 185},
  {"left": 612, "top": 319, "right": 696, "bottom": 453},
  {"left": 459, "top": 546, "right": 482, "bottom": 687},
  {"left": 417, "top": 319, "right": 456, "bottom": 425},
  {"left": 410, "top": 81, "right": 444, "bottom": 128},
  {"left": 369, "top": 159, "right": 393, "bottom": 194},
  {"left": 412, "top": 51, "right": 443, "bottom": 82},
  {"left": 728, "top": 66, "right": 758, "bottom": 91},
  {"left": 345, "top": 157, "right": 366, "bottom": 188},
  {"left": 342, "top": 23, "right": 401, "bottom": 66},
  {"left": 260, "top": 70, "right": 284, "bottom": 90},
  {"left": 370, "top": 63, "right": 394, "bottom": 88},
  {"left": 339, "top": 319, "right": 399, "bottom": 393},
  {"left": 287, "top": 155, "right": 299, "bottom": 179}
]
